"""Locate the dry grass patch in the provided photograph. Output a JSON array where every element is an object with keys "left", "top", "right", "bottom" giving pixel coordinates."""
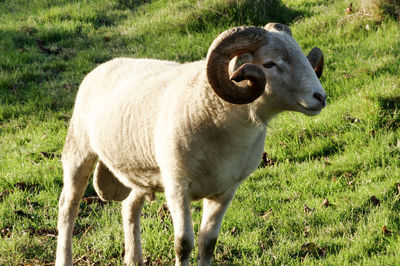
[{"left": 360, "top": 0, "right": 400, "bottom": 21}]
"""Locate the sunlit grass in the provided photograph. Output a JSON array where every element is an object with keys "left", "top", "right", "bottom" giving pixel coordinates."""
[{"left": 1, "top": 0, "right": 399, "bottom": 264}]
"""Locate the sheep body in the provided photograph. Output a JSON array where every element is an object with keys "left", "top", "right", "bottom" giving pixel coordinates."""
[
  {"left": 73, "top": 58, "right": 265, "bottom": 200},
  {"left": 56, "top": 25, "right": 326, "bottom": 266}
]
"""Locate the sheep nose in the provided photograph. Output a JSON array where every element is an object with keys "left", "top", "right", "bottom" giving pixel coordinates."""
[{"left": 313, "top": 92, "right": 326, "bottom": 107}]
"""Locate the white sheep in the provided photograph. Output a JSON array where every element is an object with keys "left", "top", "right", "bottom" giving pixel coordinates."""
[{"left": 56, "top": 23, "right": 326, "bottom": 266}]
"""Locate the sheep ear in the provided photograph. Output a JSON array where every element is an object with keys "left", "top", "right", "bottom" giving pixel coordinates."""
[
  {"left": 307, "top": 47, "right": 324, "bottom": 78},
  {"left": 264, "top": 23, "right": 292, "bottom": 36},
  {"left": 229, "top": 53, "right": 253, "bottom": 74}
]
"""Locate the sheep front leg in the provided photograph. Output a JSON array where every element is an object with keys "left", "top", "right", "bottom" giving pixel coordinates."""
[
  {"left": 165, "top": 186, "right": 194, "bottom": 266},
  {"left": 198, "top": 188, "right": 237, "bottom": 266},
  {"left": 122, "top": 189, "right": 145, "bottom": 266}
]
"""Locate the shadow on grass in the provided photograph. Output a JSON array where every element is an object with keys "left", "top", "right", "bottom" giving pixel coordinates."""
[
  {"left": 21, "top": 240, "right": 55, "bottom": 263},
  {"left": 376, "top": 95, "right": 400, "bottom": 129},
  {"left": 383, "top": 183, "right": 400, "bottom": 231},
  {"left": 115, "top": 0, "right": 152, "bottom": 10},
  {"left": 0, "top": 24, "right": 113, "bottom": 121},
  {"left": 179, "top": 0, "right": 306, "bottom": 33},
  {"left": 282, "top": 137, "right": 344, "bottom": 163}
]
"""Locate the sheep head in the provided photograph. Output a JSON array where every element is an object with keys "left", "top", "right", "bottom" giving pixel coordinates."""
[{"left": 207, "top": 24, "right": 326, "bottom": 116}]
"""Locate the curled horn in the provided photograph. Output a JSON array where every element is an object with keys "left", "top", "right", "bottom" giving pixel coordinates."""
[
  {"left": 206, "top": 26, "right": 269, "bottom": 104},
  {"left": 264, "top": 23, "right": 292, "bottom": 36},
  {"left": 307, "top": 47, "right": 324, "bottom": 78}
]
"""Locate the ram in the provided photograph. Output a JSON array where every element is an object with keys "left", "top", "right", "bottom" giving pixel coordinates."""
[{"left": 56, "top": 23, "right": 326, "bottom": 266}]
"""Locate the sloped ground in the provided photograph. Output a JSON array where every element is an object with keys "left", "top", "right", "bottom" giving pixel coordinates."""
[{"left": 0, "top": 0, "right": 399, "bottom": 264}]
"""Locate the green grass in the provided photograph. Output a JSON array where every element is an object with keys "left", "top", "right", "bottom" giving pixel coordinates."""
[{"left": 1, "top": 0, "right": 399, "bottom": 264}]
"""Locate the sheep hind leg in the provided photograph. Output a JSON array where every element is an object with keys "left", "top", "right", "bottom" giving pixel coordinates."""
[
  {"left": 122, "top": 189, "right": 146, "bottom": 266},
  {"left": 56, "top": 132, "right": 97, "bottom": 266},
  {"left": 197, "top": 188, "right": 237, "bottom": 266}
]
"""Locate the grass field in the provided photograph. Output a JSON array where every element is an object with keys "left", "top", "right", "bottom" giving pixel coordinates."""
[{"left": 1, "top": 0, "right": 399, "bottom": 265}]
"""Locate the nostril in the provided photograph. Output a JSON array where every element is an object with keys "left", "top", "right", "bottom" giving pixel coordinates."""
[{"left": 313, "top": 92, "right": 326, "bottom": 106}]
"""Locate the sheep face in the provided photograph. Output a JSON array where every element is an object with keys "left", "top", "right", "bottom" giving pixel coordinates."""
[
  {"left": 262, "top": 33, "right": 325, "bottom": 116},
  {"left": 231, "top": 30, "right": 326, "bottom": 118}
]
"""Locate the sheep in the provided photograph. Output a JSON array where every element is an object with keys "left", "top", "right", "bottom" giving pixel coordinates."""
[{"left": 56, "top": 23, "right": 326, "bottom": 266}]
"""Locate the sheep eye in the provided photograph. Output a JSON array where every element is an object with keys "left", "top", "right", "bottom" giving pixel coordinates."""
[{"left": 263, "top": 61, "right": 275, "bottom": 68}]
